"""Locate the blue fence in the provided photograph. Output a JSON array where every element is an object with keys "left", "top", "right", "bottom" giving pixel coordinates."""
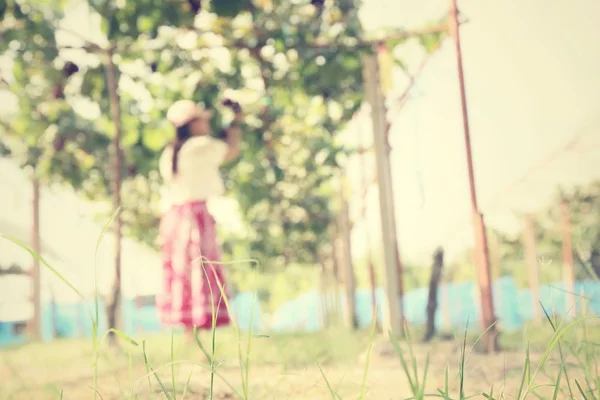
[
  {"left": 270, "top": 278, "right": 600, "bottom": 332},
  {"left": 2, "top": 278, "right": 600, "bottom": 346}
]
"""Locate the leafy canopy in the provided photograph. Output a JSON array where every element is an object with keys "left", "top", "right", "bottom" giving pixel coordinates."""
[{"left": 1, "top": 0, "right": 445, "bottom": 271}]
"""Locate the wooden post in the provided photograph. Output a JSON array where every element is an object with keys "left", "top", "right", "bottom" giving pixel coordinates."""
[
  {"left": 355, "top": 116, "right": 379, "bottom": 329},
  {"left": 449, "top": 0, "right": 498, "bottom": 352},
  {"left": 424, "top": 247, "right": 444, "bottom": 341},
  {"left": 330, "top": 224, "right": 345, "bottom": 323},
  {"left": 488, "top": 230, "right": 502, "bottom": 315},
  {"left": 338, "top": 179, "right": 358, "bottom": 329},
  {"left": 472, "top": 212, "right": 498, "bottom": 350},
  {"left": 105, "top": 50, "right": 123, "bottom": 343},
  {"left": 362, "top": 53, "right": 403, "bottom": 335},
  {"left": 560, "top": 199, "right": 576, "bottom": 319},
  {"left": 29, "top": 177, "right": 42, "bottom": 341},
  {"left": 318, "top": 263, "right": 331, "bottom": 329},
  {"left": 522, "top": 214, "right": 541, "bottom": 322}
]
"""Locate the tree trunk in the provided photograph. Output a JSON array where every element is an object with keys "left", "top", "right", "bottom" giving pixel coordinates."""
[
  {"left": 590, "top": 249, "right": 600, "bottom": 281},
  {"left": 104, "top": 50, "right": 123, "bottom": 345},
  {"left": 424, "top": 247, "right": 444, "bottom": 342},
  {"left": 318, "top": 263, "right": 329, "bottom": 329},
  {"left": 30, "top": 177, "right": 42, "bottom": 341},
  {"left": 329, "top": 227, "right": 344, "bottom": 325}
]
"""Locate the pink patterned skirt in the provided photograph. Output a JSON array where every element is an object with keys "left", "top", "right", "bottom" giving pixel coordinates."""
[{"left": 157, "top": 201, "right": 230, "bottom": 329}]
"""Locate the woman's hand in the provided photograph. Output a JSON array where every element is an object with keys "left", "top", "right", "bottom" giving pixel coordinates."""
[
  {"left": 223, "top": 99, "right": 242, "bottom": 117},
  {"left": 221, "top": 99, "right": 243, "bottom": 162}
]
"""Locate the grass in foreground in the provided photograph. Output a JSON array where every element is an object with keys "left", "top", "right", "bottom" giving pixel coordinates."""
[
  {"left": 2, "top": 223, "right": 600, "bottom": 399},
  {"left": 2, "top": 315, "right": 600, "bottom": 399}
]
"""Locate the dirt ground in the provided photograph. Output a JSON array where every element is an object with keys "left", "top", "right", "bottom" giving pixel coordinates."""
[{"left": 1, "top": 334, "right": 587, "bottom": 400}]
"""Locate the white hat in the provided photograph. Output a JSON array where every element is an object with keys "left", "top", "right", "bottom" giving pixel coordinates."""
[{"left": 166, "top": 100, "right": 213, "bottom": 128}]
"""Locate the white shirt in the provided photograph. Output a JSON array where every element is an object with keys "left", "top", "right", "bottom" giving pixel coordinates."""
[{"left": 158, "top": 136, "right": 228, "bottom": 212}]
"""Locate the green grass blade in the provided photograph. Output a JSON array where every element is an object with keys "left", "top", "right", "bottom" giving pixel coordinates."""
[
  {"left": 459, "top": 327, "right": 468, "bottom": 400},
  {"left": 575, "top": 379, "right": 589, "bottom": 400},
  {"left": 389, "top": 330, "right": 417, "bottom": 393},
  {"left": 99, "top": 329, "right": 139, "bottom": 347},
  {"left": 180, "top": 366, "right": 195, "bottom": 400},
  {"left": 193, "top": 326, "right": 212, "bottom": 363},
  {"left": 515, "top": 342, "right": 530, "bottom": 400},
  {"left": 404, "top": 324, "right": 420, "bottom": 391},
  {"left": 359, "top": 312, "right": 378, "bottom": 400},
  {"left": 316, "top": 361, "right": 339, "bottom": 400},
  {"left": 135, "top": 359, "right": 243, "bottom": 399},
  {"left": 444, "top": 365, "right": 450, "bottom": 397},
  {"left": 243, "top": 291, "right": 258, "bottom": 400},
  {"left": 527, "top": 317, "right": 589, "bottom": 395},
  {"left": 0, "top": 234, "right": 84, "bottom": 299},
  {"left": 142, "top": 340, "right": 156, "bottom": 400},
  {"left": 420, "top": 352, "right": 431, "bottom": 398},
  {"left": 142, "top": 341, "right": 175, "bottom": 400}
]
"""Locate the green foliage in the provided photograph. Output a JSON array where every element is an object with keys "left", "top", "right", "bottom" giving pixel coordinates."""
[
  {"left": 97, "top": 0, "right": 370, "bottom": 267},
  {"left": 0, "top": 0, "right": 107, "bottom": 188},
  {"left": 0, "top": 0, "right": 446, "bottom": 274},
  {"left": 97, "top": 0, "right": 197, "bottom": 41},
  {"left": 211, "top": 0, "right": 253, "bottom": 18}
]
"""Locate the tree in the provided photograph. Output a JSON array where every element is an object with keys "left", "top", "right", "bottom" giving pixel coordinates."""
[
  {"left": 104, "top": 0, "right": 367, "bottom": 270},
  {"left": 0, "top": 0, "right": 101, "bottom": 340},
  {"left": 2, "top": 0, "right": 450, "bottom": 340}
]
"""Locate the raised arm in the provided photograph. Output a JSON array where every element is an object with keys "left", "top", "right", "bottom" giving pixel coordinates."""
[{"left": 222, "top": 102, "right": 243, "bottom": 163}]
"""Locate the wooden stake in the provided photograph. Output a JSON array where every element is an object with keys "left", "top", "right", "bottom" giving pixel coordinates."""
[
  {"left": 105, "top": 50, "right": 123, "bottom": 344},
  {"left": 29, "top": 177, "right": 42, "bottom": 341},
  {"left": 450, "top": 0, "right": 498, "bottom": 352},
  {"left": 522, "top": 214, "right": 541, "bottom": 322},
  {"left": 362, "top": 53, "right": 403, "bottom": 335},
  {"left": 338, "top": 179, "right": 358, "bottom": 329},
  {"left": 424, "top": 247, "right": 444, "bottom": 341},
  {"left": 560, "top": 199, "right": 576, "bottom": 319}
]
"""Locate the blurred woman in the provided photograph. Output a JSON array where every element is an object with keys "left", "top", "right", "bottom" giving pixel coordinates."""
[{"left": 157, "top": 99, "right": 242, "bottom": 342}]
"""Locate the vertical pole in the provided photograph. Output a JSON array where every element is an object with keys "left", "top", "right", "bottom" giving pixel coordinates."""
[
  {"left": 30, "top": 177, "right": 42, "bottom": 341},
  {"left": 560, "top": 199, "right": 576, "bottom": 319},
  {"left": 379, "top": 47, "right": 406, "bottom": 323},
  {"left": 330, "top": 236, "right": 344, "bottom": 326},
  {"left": 449, "top": 0, "right": 498, "bottom": 352},
  {"left": 356, "top": 117, "right": 379, "bottom": 328},
  {"left": 488, "top": 230, "right": 501, "bottom": 281},
  {"left": 488, "top": 229, "right": 502, "bottom": 315},
  {"left": 105, "top": 49, "right": 123, "bottom": 342},
  {"left": 362, "top": 53, "right": 403, "bottom": 336},
  {"left": 522, "top": 214, "right": 541, "bottom": 322},
  {"left": 318, "top": 264, "right": 329, "bottom": 328},
  {"left": 339, "top": 179, "right": 358, "bottom": 329}
]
